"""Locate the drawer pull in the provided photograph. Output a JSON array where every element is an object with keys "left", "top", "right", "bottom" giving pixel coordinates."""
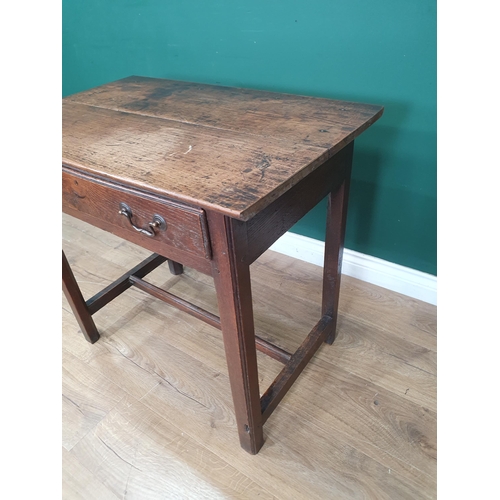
[{"left": 118, "top": 202, "right": 166, "bottom": 237}]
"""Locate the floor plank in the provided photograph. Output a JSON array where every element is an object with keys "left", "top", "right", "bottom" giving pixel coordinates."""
[
  {"left": 70, "top": 395, "right": 276, "bottom": 499},
  {"left": 63, "top": 447, "right": 120, "bottom": 500},
  {"left": 62, "top": 349, "right": 127, "bottom": 451},
  {"left": 62, "top": 214, "right": 437, "bottom": 499}
]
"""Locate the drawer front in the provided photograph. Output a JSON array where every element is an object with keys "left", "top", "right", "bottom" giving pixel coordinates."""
[{"left": 62, "top": 169, "right": 212, "bottom": 259}]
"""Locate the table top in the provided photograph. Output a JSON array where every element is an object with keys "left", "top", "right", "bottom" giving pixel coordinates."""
[{"left": 63, "top": 76, "right": 383, "bottom": 221}]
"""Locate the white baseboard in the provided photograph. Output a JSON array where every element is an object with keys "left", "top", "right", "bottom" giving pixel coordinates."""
[{"left": 269, "top": 232, "right": 437, "bottom": 306}]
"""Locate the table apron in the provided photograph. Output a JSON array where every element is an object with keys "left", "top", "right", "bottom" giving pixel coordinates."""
[{"left": 62, "top": 168, "right": 213, "bottom": 275}]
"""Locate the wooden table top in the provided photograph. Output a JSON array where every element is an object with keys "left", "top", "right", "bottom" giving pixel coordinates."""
[{"left": 63, "top": 76, "right": 383, "bottom": 221}]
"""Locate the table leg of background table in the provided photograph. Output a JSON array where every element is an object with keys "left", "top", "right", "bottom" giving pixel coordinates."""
[
  {"left": 62, "top": 250, "right": 100, "bottom": 344},
  {"left": 322, "top": 142, "right": 354, "bottom": 344},
  {"left": 209, "top": 213, "right": 264, "bottom": 454}
]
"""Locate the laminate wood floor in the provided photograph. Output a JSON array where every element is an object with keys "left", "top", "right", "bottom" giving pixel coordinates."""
[{"left": 62, "top": 214, "right": 437, "bottom": 500}]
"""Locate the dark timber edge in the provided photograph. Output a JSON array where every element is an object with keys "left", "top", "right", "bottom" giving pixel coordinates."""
[
  {"left": 86, "top": 253, "right": 168, "bottom": 315},
  {"left": 129, "top": 275, "right": 292, "bottom": 364},
  {"left": 260, "top": 315, "right": 332, "bottom": 424},
  {"left": 255, "top": 337, "right": 292, "bottom": 364},
  {"left": 62, "top": 251, "right": 100, "bottom": 343},
  {"left": 129, "top": 275, "right": 221, "bottom": 329}
]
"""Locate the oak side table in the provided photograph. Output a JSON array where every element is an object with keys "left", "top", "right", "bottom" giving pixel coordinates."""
[{"left": 62, "top": 76, "right": 383, "bottom": 454}]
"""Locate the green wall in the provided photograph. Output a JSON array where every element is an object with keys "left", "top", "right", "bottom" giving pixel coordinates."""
[{"left": 63, "top": 0, "right": 436, "bottom": 275}]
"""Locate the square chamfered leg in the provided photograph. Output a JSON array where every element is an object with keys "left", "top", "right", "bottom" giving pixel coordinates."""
[
  {"left": 62, "top": 250, "right": 100, "bottom": 344},
  {"left": 201, "top": 142, "right": 355, "bottom": 454},
  {"left": 208, "top": 212, "right": 264, "bottom": 454},
  {"left": 322, "top": 144, "right": 354, "bottom": 344},
  {"left": 63, "top": 249, "right": 168, "bottom": 344}
]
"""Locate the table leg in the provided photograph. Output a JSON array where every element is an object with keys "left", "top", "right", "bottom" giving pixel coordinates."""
[
  {"left": 322, "top": 142, "right": 354, "bottom": 344},
  {"left": 62, "top": 250, "right": 100, "bottom": 344},
  {"left": 209, "top": 213, "right": 264, "bottom": 454},
  {"left": 167, "top": 259, "right": 184, "bottom": 275}
]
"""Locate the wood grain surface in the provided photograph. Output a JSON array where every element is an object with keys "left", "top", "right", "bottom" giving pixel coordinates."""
[
  {"left": 62, "top": 214, "right": 436, "bottom": 499},
  {"left": 63, "top": 76, "right": 383, "bottom": 220}
]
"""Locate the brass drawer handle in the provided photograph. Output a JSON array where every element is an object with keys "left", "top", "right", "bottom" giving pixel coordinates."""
[{"left": 118, "top": 202, "right": 166, "bottom": 237}]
